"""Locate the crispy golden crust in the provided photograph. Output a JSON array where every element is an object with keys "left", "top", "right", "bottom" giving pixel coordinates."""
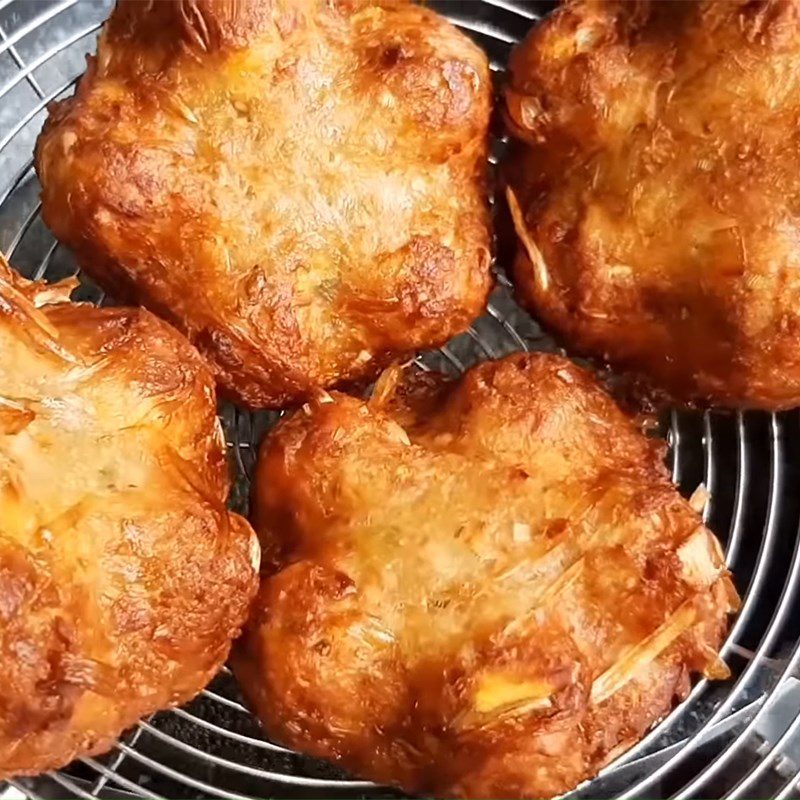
[
  {"left": 503, "top": 0, "right": 800, "bottom": 409},
  {"left": 0, "top": 259, "right": 258, "bottom": 778},
  {"left": 234, "top": 353, "right": 737, "bottom": 799},
  {"left": 35, "top": 0, "right": 492, "bottom": 409}
]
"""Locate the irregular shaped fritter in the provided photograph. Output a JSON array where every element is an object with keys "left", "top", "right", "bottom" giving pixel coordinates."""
[
  {"left": 35, "top": 0, "right": 492, "bottom": 409},
  {"left": 234, "top": 353, "right": 738, "bottom": 799},
  {"left": 503, "top": 0, "right": 800, "bottom": 409},
  {"left": 0, "top": 259, "right": 258, "bottom": 778}
]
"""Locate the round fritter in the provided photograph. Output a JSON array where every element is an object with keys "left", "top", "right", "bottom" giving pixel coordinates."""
[
  {"left": 234, "top": 353, "right": 738, "bottom": 799},
  {"left": 0, "top": 260, "right": 258, "bottom": 779},
  {"left": 35, "top": 0, "right": 492, "bottom": 409},
  {"left": 503, "top": 0, "right": 800, "bottom": 409}
]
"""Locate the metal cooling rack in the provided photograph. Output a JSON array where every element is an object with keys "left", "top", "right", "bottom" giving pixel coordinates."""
[{"left": 1, "top": 1, "right": 800, "bottom": 798}]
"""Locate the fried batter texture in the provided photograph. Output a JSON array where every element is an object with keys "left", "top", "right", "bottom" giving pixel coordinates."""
[
  {"left": 35, "top": 0, "right": 492, "bottom": 409},
  {"left": 234, "top": 353, "right": 738, "bottom": 798},
  {"left": 503, "top": 0, "right": 800, "bottom": 409},
  {"left": 0, "top": 260, "right": 258, "bottom": 778}
]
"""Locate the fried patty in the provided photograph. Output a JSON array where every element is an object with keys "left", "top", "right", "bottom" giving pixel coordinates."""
[
  {"left": 503, "top": 0, "right": 800, "bottom": 409},
  {"left": 234, "top": 353, "right": 737, "bottom": 798},
  {"left": 0, "top": 259, "right": 258, "bottom": 778},
  {"left": 35, "top": 0, "right": 492, "bottom": 408}
]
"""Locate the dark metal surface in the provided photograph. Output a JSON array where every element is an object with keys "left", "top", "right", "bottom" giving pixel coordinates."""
[{"left": 1, "top": 2, "right": 799, "bottom": 798}]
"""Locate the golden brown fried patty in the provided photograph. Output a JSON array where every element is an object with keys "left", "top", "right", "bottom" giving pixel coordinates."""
[
  {"left": 234, "top": 353, "right": 737, "bottom": 799},
  {"left": 35, "top": 0, "right": 492, "bottom": 409},
  {"left": 503, "top": 0, "right": 800, "bottom": 409},
  {"left": 0, "top": 260, "right": 258, "bottom": 778}
]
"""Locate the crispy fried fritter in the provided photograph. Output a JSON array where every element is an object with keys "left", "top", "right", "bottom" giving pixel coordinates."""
[
  {"left": 233, "top": 353, "right": 738, "bottom": 799},
  {"left": 35, "top": 0, "right": 492, "bottom": 409},
  {"left": 0, "top": 259, "right": 258, "bottom": 778},
  {"left": 503, "top": 0, "right": 800, "bottom": 409}
]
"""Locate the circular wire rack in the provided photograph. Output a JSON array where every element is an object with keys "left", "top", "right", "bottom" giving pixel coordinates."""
[{"left": 1, "top": 1, "right": 800, "bottom": 799}]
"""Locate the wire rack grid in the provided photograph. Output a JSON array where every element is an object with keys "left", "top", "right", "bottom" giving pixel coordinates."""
[{"left": 1, "top": 1, "right": 800, "bottom": 799}]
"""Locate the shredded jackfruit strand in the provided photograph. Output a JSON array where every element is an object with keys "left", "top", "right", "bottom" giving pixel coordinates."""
[{"left": 590, "top": 600, "right": 698, "bottom": 705}]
